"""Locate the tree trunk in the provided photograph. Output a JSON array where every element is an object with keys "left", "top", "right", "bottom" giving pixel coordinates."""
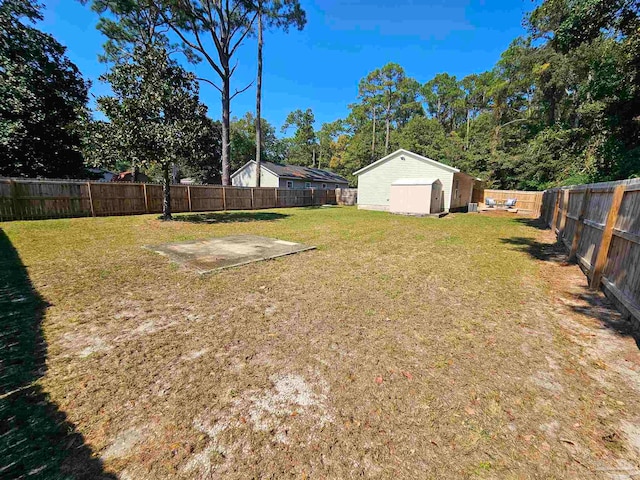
[
  {"left": 171, "top": 162, "right": 179, "bottom": 184},
  {"left": 465, "top": 109, "right": 471, "bottom": 151},
  {"left": 255, "top": 6, "right": 263, "bottom": 187},
  {"left": 132, "top": 163, "right": 138, "bottom": 182},
  {"left": 221, "top": 71, "right": 231, "bottom": 186},
  {"left": 384, "top": 100, "right": 391, "bottom": 155},
  {"left": 162, "top": 163, "right": 172, "bottom": 221},
  {"left": 371, "top": 104, "right": 376, "bottom": 159}
]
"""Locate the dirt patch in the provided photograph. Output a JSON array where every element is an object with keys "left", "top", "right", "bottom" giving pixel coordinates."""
[
  {"left": 182, "top": 371, "right": 333, "bottom": 477},
  {"left": 102, "top": 426, "right": 152, "bottom": 461},
  {"left": 526, "top": 227, "right": 640, "bottom": 475}
]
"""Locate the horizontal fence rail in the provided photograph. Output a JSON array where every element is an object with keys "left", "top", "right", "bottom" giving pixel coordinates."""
[
  {"left": 0, "top": 178, "right": 337, "bottom": 222},
  {"left": 481, "top": 189, "right": 544, "bottom": 216},
  {"left": 540, "top": 178, "right": 640, "bottom": 327}
]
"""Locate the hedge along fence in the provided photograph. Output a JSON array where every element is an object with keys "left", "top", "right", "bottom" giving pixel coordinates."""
[
  {"left": 541, "top": 178, "right": 640, "bottom": 327},
  {"left": 0, "top": 177, "right": 337, "bottom": 222}
]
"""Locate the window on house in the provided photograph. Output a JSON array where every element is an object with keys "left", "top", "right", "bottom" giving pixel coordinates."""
[
  {"left": 322, "top": 183, "right": 327, "bottom": 189},
  {"left": 335, "top": 184, "right": 340, "bottom": 189},
  {"left": 304, "top": 182, "right": 311, "bottom": 189},
  {"left": 286, "top": 180, "right": 293, "bottom": 189},
  {"left": 454, "top": 180, "right": 459, "bottom": 198}
]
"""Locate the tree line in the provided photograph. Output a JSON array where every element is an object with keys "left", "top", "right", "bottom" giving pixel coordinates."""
[
  {"left": 279, "top": 0, "right": 640, "bottom": 189},
  {"left": 1, "top": 0, "right": 639, "bottom": 219}
]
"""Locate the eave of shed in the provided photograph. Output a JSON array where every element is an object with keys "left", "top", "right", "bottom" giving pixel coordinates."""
[
  {"left": 392, "top": 178, "right": 440, "bottom": 185},
  {"left": 353, "top": 149, "right": 460, "bottom": 176}
]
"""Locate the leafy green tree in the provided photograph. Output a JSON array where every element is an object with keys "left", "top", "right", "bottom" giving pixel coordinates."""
[
  {"left": 180, "top": 117, "right": 223, "bottom": 184},
  {"left": 230, "top": 112, "right": 284, "bottom": 172},
  {"left": 84, "top": 0, "right": 177, "bottom": 181},
  {"left": 317, "top": 120, "right": 344, "bottom": 169},
  {"left": 81, "top": 0, "right": 170, "bottom": 63},
  {"left": 423, "top": 73, "right": 465, "bottom": 132},
  {"left": 0, "top": 0, "right": 89, "bottom": 178},
  {"left": 358, "top": 63, "right": 420, "bottom": 155},
  {"left": 329, "top": 130, "right": 371, "bottom": 186},
  {"left": 97, "top": 45, "right": 209, "bottom": 220},
  {"left": 281, "top": 108, "right": 317, "bottom": 166}
]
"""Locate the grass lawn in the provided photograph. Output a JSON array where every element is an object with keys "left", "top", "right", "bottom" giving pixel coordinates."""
[{"left": 1, "top": 207, "right": 640, "bottom": 479}]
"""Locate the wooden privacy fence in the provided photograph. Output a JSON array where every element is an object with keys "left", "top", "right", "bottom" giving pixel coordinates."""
[
  {"left": 541, "top": 178, "right": 640, "bottom": 325},
  {"left": 336, "top": 188, "right": 357, "bottom": 206},
  {"left": 0, "top": 178, "right": 337, "bottom": 221},
  {"left": 481, "top": 189, "right": 544, "bottom": 216}
]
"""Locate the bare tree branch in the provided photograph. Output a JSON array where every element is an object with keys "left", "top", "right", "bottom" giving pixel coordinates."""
[
  {"left": 230, "top": 80, "right": 254, "bottom": 100},
  {"left": 196, "top": 77, "right": 223, "bottom": 93}
]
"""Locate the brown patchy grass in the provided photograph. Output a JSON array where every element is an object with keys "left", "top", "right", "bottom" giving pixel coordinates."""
[{"left": 2, "top": 207, "right": 640, "bottom": 479}]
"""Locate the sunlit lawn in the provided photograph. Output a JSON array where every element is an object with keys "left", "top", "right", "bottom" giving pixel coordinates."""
[{"left": 1, "top": 207, "right": 638, "bottom": 479}]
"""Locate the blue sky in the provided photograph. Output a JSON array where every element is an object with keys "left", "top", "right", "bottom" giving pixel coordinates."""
[{"left": 40, "top": 0, "right": 535, "bottom": 133}]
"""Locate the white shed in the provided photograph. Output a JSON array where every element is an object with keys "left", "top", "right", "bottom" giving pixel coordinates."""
[
  {"left": 390, "top": 178, "right": 443, "bottom": 215},
  {"left": 354, "top": 149, "right": 476, "bottom": 212}
]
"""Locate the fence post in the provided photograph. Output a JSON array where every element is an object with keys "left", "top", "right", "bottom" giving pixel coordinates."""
[
  {"left": 222, "top": 187, "right": 227, "bottom": 211},
  {"left": 569, "top": 188, "right": 591, "bottom": 261},
  {"left": 274, "top": 188, "right": 278, "bottom": 208},
  {"left": 187, "top": 185, "right": 192, "bottom": 212},
  {"left": 143, "top": 184, "right": 149, "bottom": 213},
  {"left": 589, "top": 184, "right": 625, "bottom": 290},
  {"left": 558, "top": 189, "right": 570, "bottom": 242},
  {"left": 551, "top": 190, "right": 561, "bottom": 231},
  {"left": 250, "top": 188, "right": 255, "bottom": 210},
  {"left": 87, "top": 182, "right": 96, "bottom": 217},
  {"left": 9, "top": 179, "right": 20, "bottom": 220}
]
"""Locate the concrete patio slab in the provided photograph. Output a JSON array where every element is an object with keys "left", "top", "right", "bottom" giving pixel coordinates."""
[{"left": 145, "top": 235, "right": 316, "bottom": 273}]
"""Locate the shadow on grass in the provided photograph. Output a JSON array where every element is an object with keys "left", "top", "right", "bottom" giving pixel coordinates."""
[
  {"left": 500, "top": 230, "right": 640, "bottom": 349},
  {"left": 173, "top": 211, "right": 289, "bottom": 224},
  {"left": 499, "top": 236, "right": 569, "bottom": 264},
  {"left": 0, "top": 229, "right": 116, "bottom": 479},
  {"left": 513, "top": 217, "right": 551, "bottom": 230}
]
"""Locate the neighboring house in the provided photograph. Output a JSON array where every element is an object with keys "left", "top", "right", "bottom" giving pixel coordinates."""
[
  {"left": 231, "top": 160, "right": 349, "bottom": 190},
  {"left": 111, "top": 171, "right": 150, "bottom": 183},
  {"left": 354, "top": 149, "right": 479, "bottom": 212},
  {"left": 87, "top": 167, "right": 116, "bottom": 182}
]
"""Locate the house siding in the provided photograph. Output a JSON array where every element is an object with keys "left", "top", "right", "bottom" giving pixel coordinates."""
[
  {"left": 232, "top": 162, "right": 279, "bottom": 188},
  {"left": 278, "top": 178, "right": 348, "bottom": 190},
  {"left": 356, "top": 151, "right": 455, "bottom": 211},
  {"left": 450, "top": 172, "right": 475, "bottom": 211}
]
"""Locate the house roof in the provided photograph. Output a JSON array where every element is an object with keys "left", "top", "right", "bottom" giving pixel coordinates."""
[
  {"left": 353, "top": 149, "right": 460, "bottom": 176},
  {"left": 392, "top": 178, "right": 441, "bottom": 186},
  {"left": 232, "top": 160, "right": 349, "bottom": 183}
]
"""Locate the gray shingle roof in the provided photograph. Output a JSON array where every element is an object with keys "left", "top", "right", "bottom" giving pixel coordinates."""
[{"left": 261, "top": 161, "right": 348, "bottom": 183}]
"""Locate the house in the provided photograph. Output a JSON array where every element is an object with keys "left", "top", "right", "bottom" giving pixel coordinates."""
[
  {"left": 354, "top": 149, "right": 478, "bottom": 212},
  {"left": 111, "top": 171, "right": 151, "bottom": 183},
  {"left": 87, "top": 167, "right": 116, "bottom": 182},
  {"left": 232, "top": 160, "right": 349, "bottom": 189}
]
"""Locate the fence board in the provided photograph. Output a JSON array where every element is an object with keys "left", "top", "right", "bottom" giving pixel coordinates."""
[
  {"left": 541, "top": 178, "right": 640, "bottom": 327},
  {"left": 0, "top": 177, "right": 338, "bottom": 222}
]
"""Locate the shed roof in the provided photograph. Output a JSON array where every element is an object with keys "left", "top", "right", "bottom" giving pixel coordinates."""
[
  {"left": 353, "top": 149, "right": 460, "bottom": 176},
  {"left": 392, "top": 178, "right": 441, "bottom": 185},
  {"left": 231, "top": 160, "right": 349, "bottom": 183}
]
